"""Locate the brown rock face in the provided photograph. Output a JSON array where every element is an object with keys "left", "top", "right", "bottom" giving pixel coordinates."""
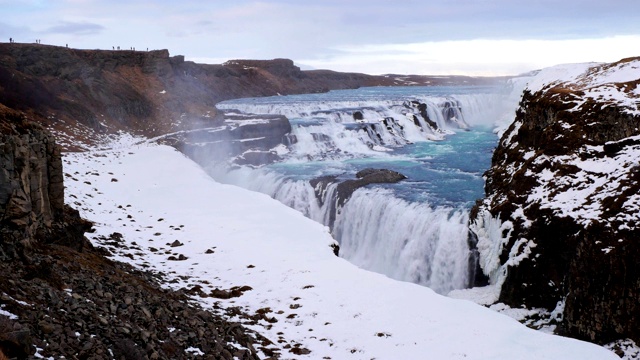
[
  {"left": 0, "top": 105, "right": 90, "bottom": 259},
  {"left": 471, "top": 58, "right": 640, "bottom": 344},
  {"left": 1, "top": 110, "right": 61, "bottom": 257},
  {"left": 0, "top": 44, "right": 397, "bottom": 144}
]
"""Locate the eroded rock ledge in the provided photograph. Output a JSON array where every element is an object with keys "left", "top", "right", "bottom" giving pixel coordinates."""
[{"left": 309, "top": 168, "right": 407, "bottom": 229}]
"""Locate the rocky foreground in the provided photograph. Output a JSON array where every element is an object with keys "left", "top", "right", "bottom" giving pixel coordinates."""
[
  {"left": 0, "top": 105, "right": 266, "bottom": 359},
  {"left": 0, "top": 238, "right": 262, "bottom": 359}
]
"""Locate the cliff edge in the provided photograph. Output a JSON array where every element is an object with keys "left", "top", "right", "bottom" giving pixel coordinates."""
[
  {"left": 0, "top": 44, "right": 399, "bottom": 149},
  {"left": 470, "top": 57, "right": 640, "bottom": 345}
]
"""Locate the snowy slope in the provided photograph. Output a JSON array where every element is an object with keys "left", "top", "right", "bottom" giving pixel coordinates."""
[
  {"left": 525, "top": 58, "right": 640, "bottom": 116},
  {"left": 62, "top": 136, "right": 616, "bottom": 359}
]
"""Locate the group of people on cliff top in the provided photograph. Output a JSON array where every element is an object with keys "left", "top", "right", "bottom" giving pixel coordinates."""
[
  {"left": 7, "top": 38, "right": 148, "bottom": 52},
  {"left": 8, "top": 38, "right": 48, "bottom": 45}
]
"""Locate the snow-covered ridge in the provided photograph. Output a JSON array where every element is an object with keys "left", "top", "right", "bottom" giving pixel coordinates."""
[
  {"left": 525, "top": 57, "right": 640, "bottom": 116},
  {"left": 62, "top": 136, "right": 617, "bottom": 359},
  {"left": 490, "top": 57, "right": 640, "bottom": 230}
]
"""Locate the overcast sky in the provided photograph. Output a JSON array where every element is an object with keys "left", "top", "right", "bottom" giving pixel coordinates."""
[{"left": 2, "top": 0, "right": 639, "bottom": 75}]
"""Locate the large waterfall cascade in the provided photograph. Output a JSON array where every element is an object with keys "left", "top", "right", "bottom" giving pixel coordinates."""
[{"left": 207, "top": 86, "right": 512, "bottom": 295}]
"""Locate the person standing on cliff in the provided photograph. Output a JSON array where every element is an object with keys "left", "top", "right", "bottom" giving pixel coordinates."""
[{"left": 9, "top": 37, "right": 12, "bottom": 43}]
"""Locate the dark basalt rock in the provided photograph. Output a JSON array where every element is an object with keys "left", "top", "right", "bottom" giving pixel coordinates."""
[
  {"left": 466, "top": 230, "right": 489, "bottom": 287},
  {"left": 337, "top": 168, "right": 407, "bottom": 207},
  {"left": 470, "top": 59, "right": 640, "bottom": 345},
  {"left": 307, "top": 169, "right": 406, "bottom": 229},
  {"left": 0, "top": 105, "right": 93, "bottom": 260}
]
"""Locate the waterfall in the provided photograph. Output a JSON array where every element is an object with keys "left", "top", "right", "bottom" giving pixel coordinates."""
[
  {"left": 218, "top": 93, "right": 503, "bottom": 154},
  {"left": 209, "top": 165, "right": 472, "bottom": 294},
  {"left": 201, "top": 87, "right": 505, "bottom": 295},
  {"left": 334, "top": 188, "right": 471, "bottom": 294},
  {"left": 209, "top": 166, "right": 335, "bottom": 225}
]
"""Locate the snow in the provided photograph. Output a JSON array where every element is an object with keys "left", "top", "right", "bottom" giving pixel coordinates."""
[
  {"left": 524, "top": 62, "right": 596, "bottom": 94},
  {"left": 606, "top": 339, "right": 640, "bottom": 360},
  {"left": 519, "top": 141, "right": 640, "bottom": 228},
  {"left": 60, "top": 137, "right": 617, "bottom": 359},
  {"left": 0, "top": 307, "right": 18, "bottom": 320},
  {"left": 185, "top": 347, "right": 204, "bottom": 356},
  {"left": 471, "top": 210, "right": 512, "bottom": 285},
  {"left": 524, "top": 58, "right": 640, "bottom": 116}
]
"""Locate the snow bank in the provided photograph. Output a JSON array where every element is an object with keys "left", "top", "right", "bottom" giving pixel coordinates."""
[
  {"left": 62, "top": 139, "right": 616, "bottom": 359},
  {"left": 525, "top": 58, "right": 640, "bottom": 116}
]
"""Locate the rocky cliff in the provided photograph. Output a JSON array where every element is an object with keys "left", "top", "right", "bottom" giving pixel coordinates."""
[
  {"left": 0, "top": 103, "right": 90, "bottom": 259},
  {"left": 470, "top": 58, "right": 640, "bottom": 345}
]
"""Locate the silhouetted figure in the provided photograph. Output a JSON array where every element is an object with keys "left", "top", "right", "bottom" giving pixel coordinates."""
[
  {"left": 66, "top": 43, "right": 68, "bottom": 48},
  {"left": 117, "top": 46, "right": 120, "bottom": 50},
  {"left": 9, "top": 37, "right": 12, "bottom": 43}
]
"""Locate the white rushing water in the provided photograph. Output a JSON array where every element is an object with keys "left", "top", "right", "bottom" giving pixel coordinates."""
[
  {"left": 335, "top": 188, "right": 471, "bottom": 294},
  {"left": 204, "top": 86, "right": 516, "bottom": 294}
]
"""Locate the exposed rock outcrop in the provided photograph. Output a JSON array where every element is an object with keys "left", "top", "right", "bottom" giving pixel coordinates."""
[
  {"left": 0, "top": 104, "right": 91, "bottom": 260},
  {"left": 309, "top": 168, "right": 407, "bottom": 228},
  {"left": 338, "top": 168, "right": 408, "bottom": 205},
  {"left": 470, "top": 58, "right": 640, "bottom": 344},
  {"left": 158, "top": 111, "right": 292, "bottom": 167}
]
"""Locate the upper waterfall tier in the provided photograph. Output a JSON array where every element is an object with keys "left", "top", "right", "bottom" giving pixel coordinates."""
[{"left": 216, "top": 86, "right": 507, "bottom": 162}]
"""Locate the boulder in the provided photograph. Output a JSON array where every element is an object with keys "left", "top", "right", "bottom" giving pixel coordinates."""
[{"left": 337, "top": 168, "right": 406, "bottom": 207}]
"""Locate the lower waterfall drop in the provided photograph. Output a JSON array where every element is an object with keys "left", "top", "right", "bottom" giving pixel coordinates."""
[{"left": 333, "top": 188, "right": 470, "bottom": 294}]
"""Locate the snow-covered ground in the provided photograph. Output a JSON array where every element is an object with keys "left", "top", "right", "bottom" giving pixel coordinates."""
[{"left": 62, "top": 135, "right": 617, "bottom": 359}]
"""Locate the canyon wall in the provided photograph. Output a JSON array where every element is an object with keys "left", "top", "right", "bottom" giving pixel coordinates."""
[{"left": 471, "top": 58, "right": 640, "bottom": 344}]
